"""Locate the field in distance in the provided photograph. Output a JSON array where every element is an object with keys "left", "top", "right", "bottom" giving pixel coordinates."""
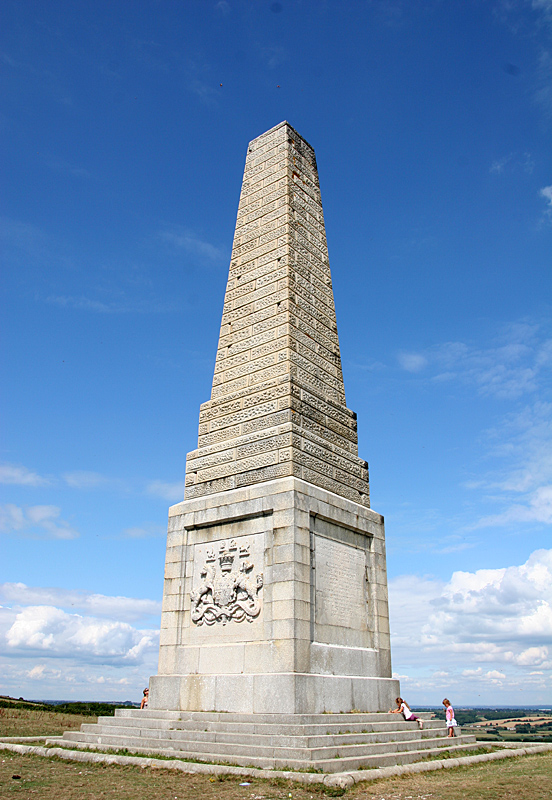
[
  {"left": 0, "top": 695, "right": 135, "bottom": 738},
  {"left": 418, "top": 706, "right": 552, "bottom": 744}
]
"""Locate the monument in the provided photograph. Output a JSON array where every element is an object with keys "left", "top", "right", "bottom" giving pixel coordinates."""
[
  {"left": 51, "top": 124, "right": 476, "bottom": 770},
  {"left": 149, "top": 121, "right": 400, "bottom": 714}
]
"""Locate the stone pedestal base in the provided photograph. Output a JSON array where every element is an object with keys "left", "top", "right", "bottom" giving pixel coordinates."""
[
  {"left": 150, "top": 477, "right": 398, "bottom": 714},
  {"left": 150, "top": 672, "right": 399, "bottom": 714}
]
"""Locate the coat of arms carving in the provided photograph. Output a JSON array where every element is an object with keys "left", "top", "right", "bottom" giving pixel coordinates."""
[{"left": 190, "top": 539, "right": 263, "bottom": 626}]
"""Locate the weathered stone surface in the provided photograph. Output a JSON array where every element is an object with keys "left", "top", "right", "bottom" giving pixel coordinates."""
[
  {"left": 180, "top": 122, "right": 366, "bottom": 503},
  {"left": 153, "top": 476, "right": 397, "bottom": 713}
]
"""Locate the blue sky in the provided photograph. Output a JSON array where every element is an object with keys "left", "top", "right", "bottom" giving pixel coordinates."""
[{"left": 1, "top": 0, "right": 551, "bottom": 706}]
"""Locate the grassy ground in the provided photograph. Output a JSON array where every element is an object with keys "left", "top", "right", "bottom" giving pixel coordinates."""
[
  {"left": 471, "top": 730, "right": 552, "bottom": 744},
  {"left": 1, "top": 709, "right": 551, "bottom": 799},
  {"left": 0, "top": 749, "right": 550, "bottom": 799},
  {"left": 0, "top": 708, "right": 95, "bottom": 738}
]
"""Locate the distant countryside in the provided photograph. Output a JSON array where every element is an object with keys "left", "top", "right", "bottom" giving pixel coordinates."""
[{"left": 420, "top": 706, "right": 552, "bottom": 744}]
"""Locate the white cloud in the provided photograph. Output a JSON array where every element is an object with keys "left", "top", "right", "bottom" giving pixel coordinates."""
[
  {"left": 389, "top": 548, "right": 552, "bottom": 698},
  {"left": 0, "top": 583, "right": 161, "bottom": 622},
  {"left": 0, "top": 504, "right": 79, "bottom": 539},
  {"left": 5, "top": 605, "right": 158, "bottom": 664},
  {"left": 485, "top": 670, "right": 506, "bottom": 680},
  {"left": 0, "top": 463, "right": 50, "bottom": 486},
  {"left": 0, "top": 584, "right": 161, "bottom": 700},
  {"left": 515, "top": 646, "right": 549, "bottom": 666},
  {"left": 146, "top": 479, "right": 185, "bottom": 501}
]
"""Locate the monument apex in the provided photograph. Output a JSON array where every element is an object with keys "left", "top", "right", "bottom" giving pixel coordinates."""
[
  {"left": 150, "top": 122, "right": 399, "bottom": 714},
  {"left": 185, "top": 121, "right": 369, "bottom": 507}
]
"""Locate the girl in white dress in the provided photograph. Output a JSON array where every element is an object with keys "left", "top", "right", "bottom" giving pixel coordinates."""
[{"left": 389, "top": 697, "right": 424, "bottom": 729}]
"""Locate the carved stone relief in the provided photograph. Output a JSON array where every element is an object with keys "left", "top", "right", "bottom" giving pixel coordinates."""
[{"left": 191, "top": 537, "right": 263, "bottom": 626}]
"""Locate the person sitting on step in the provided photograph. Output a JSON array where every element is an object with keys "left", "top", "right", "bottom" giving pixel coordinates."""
[{"left": 389, "top": 696, "right": 423, "bottom": 729}]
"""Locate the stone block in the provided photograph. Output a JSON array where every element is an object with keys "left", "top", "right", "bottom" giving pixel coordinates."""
[{"left": 198, "top": 644, "right": 245, "bottom": 675}]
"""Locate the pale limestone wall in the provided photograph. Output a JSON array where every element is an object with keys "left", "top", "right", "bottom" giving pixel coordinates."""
[{"left": 184, "top": 122, "right": 370, "bottom": 507}]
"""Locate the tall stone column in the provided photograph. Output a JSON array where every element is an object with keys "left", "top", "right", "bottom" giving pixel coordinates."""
[{"left": 149, "top": 122, "right": 399, "bottom": 713}]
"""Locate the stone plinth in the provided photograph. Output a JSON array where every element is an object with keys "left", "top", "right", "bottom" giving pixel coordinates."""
[{"left": 149, "top": 476, "right": 398, "bottom": 713}]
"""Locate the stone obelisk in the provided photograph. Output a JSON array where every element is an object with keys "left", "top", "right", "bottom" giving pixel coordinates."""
[{"left": 149, "top": 122, "right": 399, "bottom": 713}]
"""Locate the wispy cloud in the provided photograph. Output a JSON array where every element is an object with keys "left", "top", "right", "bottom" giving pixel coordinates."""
[
  {"left": 490, "top": 153, "right": 513, "bottom": 174},
  {"left": 0, "top": 463, "right": 51, "bottom": 486},
  {"left": 470, "top": 399, "right": 552, "bottom": 529},
  {"left": 44, "top": 294, "right": 175, "bottom": 314},
  {"left": 159, "top": 226, "right": 226, "bottom": 262},
  {"left": 0, "top": 217, "right": 64, "bottom": 270},
  {"left": 397, "top": 352, "right": 428, "bottom": 373},
  {"left": 62, "top": 470, "right": 130, "bottom": 494},
  {"left": 533, "top": 0, "right": 552, "bottom": 25},
  {"left": 260, "top": 45, "right": 287, "bottom": 70},
  {"left": 0, "top": 504, "right": 79, "bottom": 539},
  {"left": 63, "top": 470, "right": 109, "bottom": 489},
  {"left": 489, "top": 152, "right": 534, "bottom": 175},
  {"left": 122, "top": 523, "right": 166, "bottom": 538},
  {"left": 540, "top": 184, "right": 552, "bottom": 223},
  {"left": 396, "top": 321, "right": 552, "bottom": 399},
  {"left": 146, "top": 480, "right": 185, "bottom": 502},
  {"left": 475, "top": 484, "right": 552, "bottom": 527},
  {"left": 0, "top": 583, "right": 161, "bottom": 622}
]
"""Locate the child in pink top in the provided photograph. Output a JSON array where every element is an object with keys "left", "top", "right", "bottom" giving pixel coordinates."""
[{"left": 443, "top": 698, "right": 457, "bottom": 737}]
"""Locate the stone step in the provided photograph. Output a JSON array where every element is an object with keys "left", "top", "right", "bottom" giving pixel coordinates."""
[
  {"left": 114, "top": 709, "right": 434, "bottom": 725},
  {"left": 78, "top": 722, "right": 447, "bottom": 748},
  {"left": 58, "top": 729, "right": 475, "bottom": 762},
  {"left": 47, "top": 736, "right": 478, "bottom": 774},
  {"left": 310, "top": 740, "right": 479, "bottom": 773},
  {"left": 92, "top": 716, "right": 445, "bottom": 736},
  {"left": 50, "top": 710, "right": 474, "bottom": 773}
]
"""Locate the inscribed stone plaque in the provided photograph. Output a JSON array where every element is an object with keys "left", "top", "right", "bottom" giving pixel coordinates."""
[{"left": 314, "top": 535, "right": 367, "bottom": 631}]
